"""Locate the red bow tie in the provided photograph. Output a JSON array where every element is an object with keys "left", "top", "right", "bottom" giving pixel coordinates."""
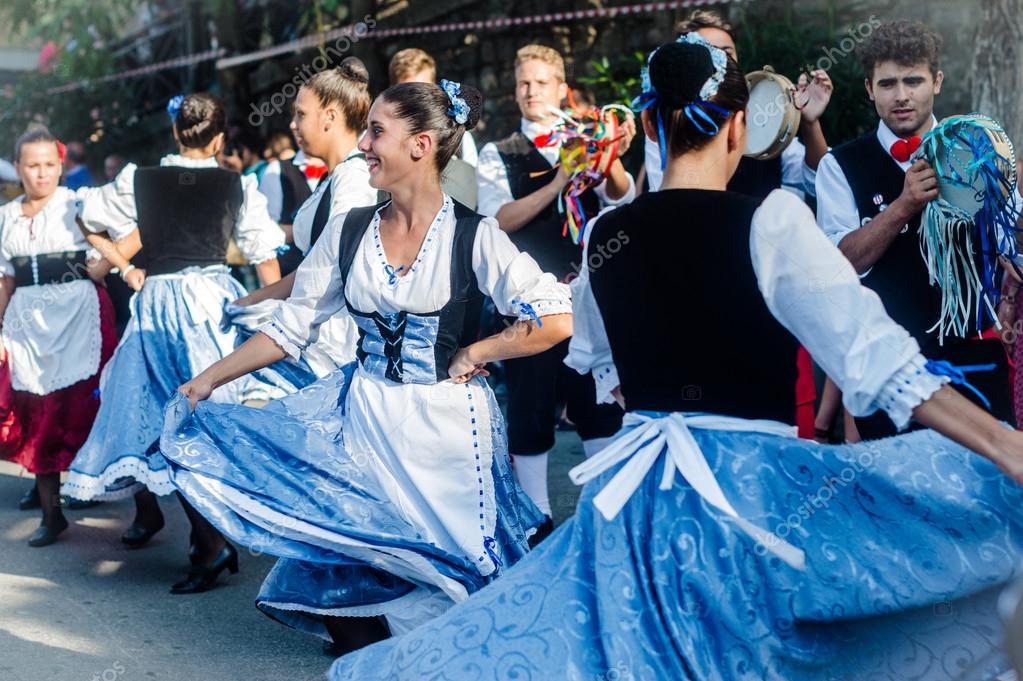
[
  {"left": 304, "top": 164, "right": 327, "bottom": 181},
  {"left": 889, "top": 136, "right": 921, "bottom": 163}
]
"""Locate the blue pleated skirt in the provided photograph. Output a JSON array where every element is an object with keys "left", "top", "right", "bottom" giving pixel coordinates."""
[
  {"left": 160, "top": 364, "right": 543, "bottom": 637},
  {"left": 63, "top": 268, "right": 303, "bottom": 501},
  {"left": 328, "top": 422, "right": 1023, "bottom": 681}
]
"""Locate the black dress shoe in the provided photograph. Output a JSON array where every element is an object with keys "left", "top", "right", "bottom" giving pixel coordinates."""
[
  {"left": 121, "top": 519, "right": 165, "bottom": 546},
  {"left": 18, "top": 486, "right": 40, "bottom": 511},
  {"left": 28, "top": 517, "right": 69, "bottom": 547},
  {"left": 170, "top": 543, "right": 239, "bottom": 594},
  {"left": 528, "top": 516, "right": 555, "bottom": 549}
]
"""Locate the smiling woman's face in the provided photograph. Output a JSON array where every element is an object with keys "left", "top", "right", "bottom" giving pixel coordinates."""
[{"left": 358, "top": 97, "right": 436, "bottom": 191}]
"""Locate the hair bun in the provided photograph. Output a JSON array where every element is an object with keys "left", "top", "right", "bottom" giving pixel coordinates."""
[
  {"left": 459, "top": 84, "right": 483, "bottom": 131},
  {"left": 337, "top": 57, "right": 370, "bottom": 87},
  {"left": 174, "top": 93, "right": 227, "bottom": 150},
  {"left": 649, "top": 41, "right": 715, "bottom": 106}
]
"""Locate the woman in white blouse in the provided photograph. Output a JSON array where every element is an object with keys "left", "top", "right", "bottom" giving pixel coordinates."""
[
  {"left": 161, "top": 81, "right": 564, "bottom": 654},
  {"left": 61, "top": 93, "right": 291, "bottom": 593},
  {"left": 229, "top": 57, "right": 379, "bottom": 379},
  {"left": 0, "top": 129, "right": 116, "bottom": 547}
]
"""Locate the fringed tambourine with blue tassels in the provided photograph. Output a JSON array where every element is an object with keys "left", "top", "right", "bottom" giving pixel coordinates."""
[{"left": 916, "top": 114, "right": 1020, "bottom": 344}]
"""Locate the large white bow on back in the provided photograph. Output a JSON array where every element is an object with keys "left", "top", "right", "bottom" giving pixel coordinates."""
[{"left": 569, "top": 411, "right": 807, "bottom": 570}]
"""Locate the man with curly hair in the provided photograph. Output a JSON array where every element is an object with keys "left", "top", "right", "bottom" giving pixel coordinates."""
[{"left": 815, "top": 19, "right": 1014, "bottom": 438}]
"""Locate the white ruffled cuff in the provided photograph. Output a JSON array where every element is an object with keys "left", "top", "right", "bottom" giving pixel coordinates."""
[
  {"left": 515, "top": 298, "right": 572, "bottom": 323},
  {"left": 511, "top": 279, "right": 572, "bottom": 322},
  {"left": 258, "top": 318, "right": 302, "bottom": 360},
  {"left": 873, "top": 354, "right": 950, "bottom": 431},
  {"left": 592, "top": 362, "right": 621, "bottom": 405}
]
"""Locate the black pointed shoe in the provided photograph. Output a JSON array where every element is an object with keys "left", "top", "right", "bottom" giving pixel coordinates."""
[
  {"left": 121, "top": 519, "right": 165, "bottom": 547},
  {"left": 18, "top": 486, "right": 40, "bottom": 511},
  {"left": 28, "top": 517, "right": 69, "bottom": 547},
  {"left": 528, "top": 515, "right": 555, "bottom": 549},
  {"left": 170, "top": 543, "right": 239, "bottom": 594}
]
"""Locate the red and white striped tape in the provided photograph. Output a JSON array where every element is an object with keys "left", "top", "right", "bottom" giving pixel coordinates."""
[
  {"left": 47, "top": 48, "right": 227, "bottom": 94},
  {"left": 47, "top": 0, "right": 737, "bottom": 94},
  {"left": 220, "top": 0, "right": 734, "bottom": 68}
]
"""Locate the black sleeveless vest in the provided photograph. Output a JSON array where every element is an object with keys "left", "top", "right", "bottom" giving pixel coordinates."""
[
  {"left": 728, "top": 155, "right": 783, "bottom": 199},
  {"left": 830, "top": 132, "right": 959, "bottom": 351},
  {"left": 494, "top": 131, "right": 600, "bottom": 279},
  {"left": 336, "top": 200, "right": 485, "bottom": 383},
  {"left": 133, "top": 166, "right": 242, "bottom": 275},
  {"left": 588, "top": 189, "right": 800, "bottom": 423},
  {"left": 279, "top": 158, "right": 312, "bottom": 225}
]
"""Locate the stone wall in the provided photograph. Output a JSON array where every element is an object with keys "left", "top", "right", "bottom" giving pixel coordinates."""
[
  {"left": 245, "top": 0, "right": 689, "bottom": 145},
  {"left": 243, "top": 0, "right": 984, "bottom": 148}
]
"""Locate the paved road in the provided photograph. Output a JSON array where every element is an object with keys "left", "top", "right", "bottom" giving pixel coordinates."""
[{"left": 0, "top": 433, "right": 584, "bottom": 681}]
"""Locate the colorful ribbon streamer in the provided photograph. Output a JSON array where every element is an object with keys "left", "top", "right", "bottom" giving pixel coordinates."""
[
  {"left": 534, "top": 103, "right": 631, "bottom": 246},
  {"left": 917, "top": 114, "right": 1020, "bottom": 344}
]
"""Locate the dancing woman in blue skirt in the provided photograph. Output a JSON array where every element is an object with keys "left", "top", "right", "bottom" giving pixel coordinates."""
[
  {"left": 163, "top": 82, "right": 563, "bottom": 653},
  {"left": 64, "top": 93, "right": 290, "bottom": 593}
]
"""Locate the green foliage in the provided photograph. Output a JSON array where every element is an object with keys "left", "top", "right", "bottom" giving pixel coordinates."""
[
  {"left": 2, "top": 0, "right": 137, "bottom": 78},
  {"left": 576, "top": 52, "right": 646, "bottom": 107},
  {"left": 735, "top": 0, "right": 878, "bottom": 142},
  {"left": 0, "top": 0, "right": 139, "bottom": 158}
]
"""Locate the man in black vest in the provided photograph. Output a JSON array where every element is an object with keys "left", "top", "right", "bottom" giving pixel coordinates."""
[
  {"left": 476, "top": 44, "right": 636, "bottom": 543},
  {"left": 643, "top": 9, "right": 833, "bottom": 199},
  {"left": 816, "top": 19, "right": 1015, "bottom": 438}
]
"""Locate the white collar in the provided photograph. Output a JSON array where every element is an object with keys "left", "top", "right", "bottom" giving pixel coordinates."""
[
  {"left": 875, "top": 115, "right": 939, "bottom": 166},
  {"left": 7, "top": 187, "right": 76, "bottom": 219},
  {"left": 159, "top": 153, "right": 219, "bottom": 169},
  {"left": 520, "top": 117, "right": 556, "bottom": 141}
]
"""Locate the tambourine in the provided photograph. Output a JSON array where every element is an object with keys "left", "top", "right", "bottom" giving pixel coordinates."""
[
  {"left": 915, "top": 113, "right": 1020, "bottom": 342},
  {"left": 744, "top": 66, "right": 802, "bottom": 160},
  {"left": 918, "top": 113, "right": 1017, "bottom": 219}
]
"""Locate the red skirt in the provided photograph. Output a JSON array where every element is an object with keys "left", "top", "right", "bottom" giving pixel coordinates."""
[{"left": 0, "top": 285, "right": 117, "bottom": 474}]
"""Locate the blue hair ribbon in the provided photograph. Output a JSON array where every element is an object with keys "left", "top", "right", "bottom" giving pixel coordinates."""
[
  {"left": 167, "top": 95, "right": 184, "bottom": 122},
  {"left": 684, "top": 100, "right": 731, "bottom": 137},
  {"left": 439, "top": 79, "right": 469, "bottom": 125}
]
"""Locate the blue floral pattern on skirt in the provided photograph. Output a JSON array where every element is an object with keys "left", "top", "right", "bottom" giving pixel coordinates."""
[
  {"left": 329, "top": 426, "right": 1023, "bottom": 681},
  {"left": 160, "top": 365, "right": 543, "bottom": 638},
  {"left": 63, "top": 270, "right": 304, "bottom": 500}
]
